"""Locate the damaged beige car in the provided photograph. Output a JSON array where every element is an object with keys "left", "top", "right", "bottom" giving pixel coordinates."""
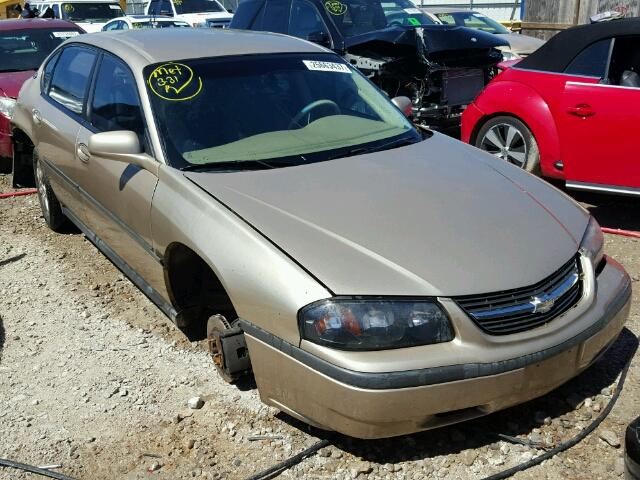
[{"left": 11, "top": 28, "right": 631, "bottom": 439}]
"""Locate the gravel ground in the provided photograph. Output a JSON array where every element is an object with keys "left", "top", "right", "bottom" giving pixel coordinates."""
[{"left": 0, "top": 174, "right": 638, "bottom": 480}]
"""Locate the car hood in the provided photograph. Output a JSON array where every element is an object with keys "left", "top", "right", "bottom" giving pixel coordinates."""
[
  {"left": 497, "top": 32, "right": 545, "bottom": 55},
  {"left": 185, "top": 133, "right": 588, "bottom": 296},
  {"left": 0, "top": 70, "right": 34, "bottom": 98}
]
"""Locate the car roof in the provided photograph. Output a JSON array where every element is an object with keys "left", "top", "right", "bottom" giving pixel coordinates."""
[
  {"left": 517, "top": 17, "right": 640, "bottom": 73},
  {"left": 0, "top": 18, "right": 81, "bottom": 31},
  {"left": 67, "top": 28, "right": 329, "bottom": 66}
]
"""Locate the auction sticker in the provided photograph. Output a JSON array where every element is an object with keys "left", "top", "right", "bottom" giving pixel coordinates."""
[
  {"left": 148, "top": 63, "right": 203, "bottom": 101},
  {"left": 303, "top": 60, "right": 351, "bottom": 73},
  {"left": 52, "top": 31, "right": 80, "bottom": 38}
]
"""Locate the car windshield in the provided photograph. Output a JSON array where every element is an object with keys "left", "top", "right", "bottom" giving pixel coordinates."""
[
  {"left": 144, "top": 53, "right": 419, "bottom": 171},
  {"left": 61, "top": 2, "right": 123, "bottom": 22},
  {"left": 174, "top": 0, "right": 225, "bottom": 14},
  {"left": 326, "top": 0, "right": 436, "bottom": 38},
  {"left": 133, "top": 20, "right": 190, "bottom": 28},
  {"left": 0, "top": 28, "right": 81, "bottom": 73},
  {"left": 435, "top": 11, "right": 510, "bottom": 34}
]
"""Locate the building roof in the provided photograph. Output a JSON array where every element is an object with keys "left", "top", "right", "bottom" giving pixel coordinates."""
[
  {"left": 0, "top": 18, "right": 81, "bottom": 31},
  {"left": 66, "top": 28, "right": 328, "bottom": 66}
]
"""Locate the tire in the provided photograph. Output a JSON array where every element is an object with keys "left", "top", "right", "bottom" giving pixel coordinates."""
[
  {"left": 33, "top": 150, "right": 68, "bottom": 232},
  {"left": 475, "top": 116, "right": 541, "bottom": 175}
]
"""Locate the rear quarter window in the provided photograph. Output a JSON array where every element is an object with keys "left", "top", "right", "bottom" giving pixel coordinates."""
[{"left": 564, "top": 38, "right": 612, "bottom": 78}]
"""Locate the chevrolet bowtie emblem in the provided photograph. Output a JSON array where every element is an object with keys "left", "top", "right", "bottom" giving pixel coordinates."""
[{"left": 531, "top": 296, "right": 555, "bottom": 314}]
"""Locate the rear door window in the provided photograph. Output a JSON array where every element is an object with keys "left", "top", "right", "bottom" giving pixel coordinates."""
[
  {"left": 48, "top": 46, "right": 97, "bottom": 115},
  {"left": 564, "top": 39, "right": 612, "bottom": 78}
]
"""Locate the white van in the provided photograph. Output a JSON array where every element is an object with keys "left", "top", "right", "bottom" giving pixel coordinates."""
[
  {"left": 31, "top": 0, "right": 125, "bottom": 32},
  {"left": 144, "top": 0, "right": 233, "bottom": 28}
]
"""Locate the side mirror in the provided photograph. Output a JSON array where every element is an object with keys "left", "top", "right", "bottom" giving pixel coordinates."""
[
  {"left": 88, "top": 131, "right": 158, "bottom": 176},
  {"left": 306, "top": 30, "right": 330, "bottom": 47},
  {"left": 391, "top": 96, "right": 413, "bottom": 117},
  {"left": 227, "top": 8, "right": 233, "bottom": 13}
]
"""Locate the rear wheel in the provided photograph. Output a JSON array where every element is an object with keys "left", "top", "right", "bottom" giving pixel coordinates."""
[
  {"left": 475, "top": 116, "right": 540, "bottom": 174},
  {"left": 33, "top": 150, "right": 68, "bottom": 232}
]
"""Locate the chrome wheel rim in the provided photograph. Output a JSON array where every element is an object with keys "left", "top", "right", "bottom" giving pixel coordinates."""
[
  {"left": 35, "top": 160, "right": 50, "bottom": 220},
  {"left": 480, "top": 123, "right": 528, "bottom": 168}
]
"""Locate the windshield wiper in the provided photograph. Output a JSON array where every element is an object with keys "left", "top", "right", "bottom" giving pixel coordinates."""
[
  {"left": 181, "top": 159, "right": 279, "bottom": 172},
  {"left": 327, "top": 136, "right": 421, "bottom": 161},
  {"left": 0, "top": 69, "right": 30, "bottom": 73}
]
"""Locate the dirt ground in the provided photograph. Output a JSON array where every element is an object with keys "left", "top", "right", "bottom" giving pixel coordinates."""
[{"left": 0, "top": 173, "right": 638, "bottom": 480}]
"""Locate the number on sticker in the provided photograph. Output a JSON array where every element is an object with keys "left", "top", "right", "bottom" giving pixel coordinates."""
[{"left": 303, "top": 60, "right": 351, "bottom": 73}]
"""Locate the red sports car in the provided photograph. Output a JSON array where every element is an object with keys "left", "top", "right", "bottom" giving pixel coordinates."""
[
  {"left": 462, "top": 19, "right": 640, "bottom": 198},
  {"left": 0, "top": 19, "right": 83, "bottom": 174}
]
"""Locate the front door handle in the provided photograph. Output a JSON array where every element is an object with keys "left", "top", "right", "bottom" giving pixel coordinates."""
[
  {"left": 567, "top": 104, "right": 596, "bottom": 118},
  {"left": 77, "top": 143, "right": 90, "bottom": 163},
  {"left": 32, "top": 109, "right": 42, "bottom": 125}
]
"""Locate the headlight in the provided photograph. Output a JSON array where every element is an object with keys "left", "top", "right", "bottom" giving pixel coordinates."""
[
  {"left": 0, "top": 96, "right": 16, "bottom": 119},
  {"left": 580, "top": 216, "right": 604, "bottom": 268},
  {"left": 501, "top": 50, "right": 521, "bottom": 61},
  {"left": 299, "top": 298, "right": 454, "bottom": 350}
]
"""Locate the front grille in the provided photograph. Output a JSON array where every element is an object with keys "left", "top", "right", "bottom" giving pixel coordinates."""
[
  {"left": 206, "top": 19, "right": 230, "bottom": 28},
  {"left": 455, "top": 256, "right": 582, "bottom": 335}
]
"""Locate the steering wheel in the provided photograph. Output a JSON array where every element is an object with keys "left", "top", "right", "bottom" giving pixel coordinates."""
[{"left": 289, "top": 99, "right": 340, "bottom": 129}]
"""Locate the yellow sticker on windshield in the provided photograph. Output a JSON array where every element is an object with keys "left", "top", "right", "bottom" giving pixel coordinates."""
[
  {"left": 324, "top": 0, "right": 347, "bottom": 15},
  {"left": 63, "top": 3, "right": 74, "bottom": 12},
  {"left": 148, "top": 63, "right": 202, "bottom": 101}
]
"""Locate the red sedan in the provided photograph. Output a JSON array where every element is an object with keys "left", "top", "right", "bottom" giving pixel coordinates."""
[
  {"left": 462, "top": 19, "right": 640, "bottom": 197},
  {"left": 1, "top": 19, "right": 83, "bottom": 173}
]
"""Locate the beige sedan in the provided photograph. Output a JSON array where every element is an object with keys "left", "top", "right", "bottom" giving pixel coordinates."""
[{"left": 11, "top": 28, "right": 631, "bottom": 439}]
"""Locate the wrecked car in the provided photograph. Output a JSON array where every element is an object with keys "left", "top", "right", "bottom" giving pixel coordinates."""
[
  {"left": 12, "top": 28, "right": 631, "bottom": 439},
  {"left": 230, "top": 0, "right": 508, "bottom": 130}
]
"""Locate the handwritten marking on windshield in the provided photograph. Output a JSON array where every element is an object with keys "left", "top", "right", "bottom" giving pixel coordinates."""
[{"left": 148, "top": 63, "right": 202, "bottom": 101}]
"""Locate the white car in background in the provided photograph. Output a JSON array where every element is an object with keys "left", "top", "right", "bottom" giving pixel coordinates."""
[
  {"left": 102, "top": 15, "right": 190, "bottom": 30},
  {"left": 31, "top": 0, "right": 125, "bottom": 32},
  {"left": 144, "top": 0, "right": 233, "bottom": 28},
  {"left": 422, "top": 7, "right": 545, "bottom": 59}
]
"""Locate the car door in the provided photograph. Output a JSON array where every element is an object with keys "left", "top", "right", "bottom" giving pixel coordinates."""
[
  {"left": 36, "top": 45, "right": 97, "bottom": 218},
  {"left": 559, "top": 37, "right": 640, "bottom": 192},
  {"left": 74, "top": 52, "right": 164, "bottom": 288}
]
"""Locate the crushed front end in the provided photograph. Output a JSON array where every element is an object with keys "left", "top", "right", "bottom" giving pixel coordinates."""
[{"left": 343, "top": 26, "right": 507, "bottom": 132}]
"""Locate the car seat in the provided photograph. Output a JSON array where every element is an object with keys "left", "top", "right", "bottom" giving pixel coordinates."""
[{"left": 620, "top": 70, "right": 640, "bottom": 88}]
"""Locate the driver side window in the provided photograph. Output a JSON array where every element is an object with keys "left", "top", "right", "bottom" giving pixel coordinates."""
[
  {"left": 89, "top": 54, "right": 145, "bottom": 140},
  {"left": 288, "top": 0, "right": 328, "bottom": 41}
]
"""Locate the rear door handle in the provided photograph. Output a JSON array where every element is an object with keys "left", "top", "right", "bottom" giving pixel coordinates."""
[
  {"left": 32, "top": 109, "right": 42, "bottom": 125},
  {"left": 567, "top": 104, "right": 596, "bottom": 118},
  {"left": 77, "top": 143, "right": 90, "bottom": 163}
]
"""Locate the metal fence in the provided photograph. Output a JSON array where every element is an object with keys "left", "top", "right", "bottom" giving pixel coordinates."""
[{"left": 413, "top": 0, "right": 522, "bottom": 20}]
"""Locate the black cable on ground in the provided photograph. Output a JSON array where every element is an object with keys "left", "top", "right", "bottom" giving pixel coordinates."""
[
  {"left": 480, "top": 352, "right": 633, "bottom": 480},
  {"left": 246, "top": 438, "right": 331, "bottom": 480},
  {"left": 0, "top": 458, "right": 77, "bottom": 480}
]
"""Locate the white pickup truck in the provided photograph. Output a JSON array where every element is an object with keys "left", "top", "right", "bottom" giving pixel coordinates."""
[
  {"left": 145, "top": 0, "right": 233, "bottom": 28},
  {"left": 31, "top": 0, "right": 125, "bottom": 32}
]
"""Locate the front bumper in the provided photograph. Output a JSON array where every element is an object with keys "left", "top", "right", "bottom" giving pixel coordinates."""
[{"left": 243, "top": 257, "right": 631, "bottom": 439}]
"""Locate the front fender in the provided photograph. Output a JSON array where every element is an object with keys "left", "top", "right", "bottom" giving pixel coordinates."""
[
  {"left": 472, "top": 81, "right": 563, "bottom": 179},
  {"left": 151, "top": 166, "right": 331, "bottom": 345}
]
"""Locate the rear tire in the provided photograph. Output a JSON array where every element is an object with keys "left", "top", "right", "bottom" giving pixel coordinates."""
[
  {"left": 33, "top": 150, "right": 68, "bottom": 232},
  {"left": 475, "top": 116, "right": 541, "bottom": 175}
]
